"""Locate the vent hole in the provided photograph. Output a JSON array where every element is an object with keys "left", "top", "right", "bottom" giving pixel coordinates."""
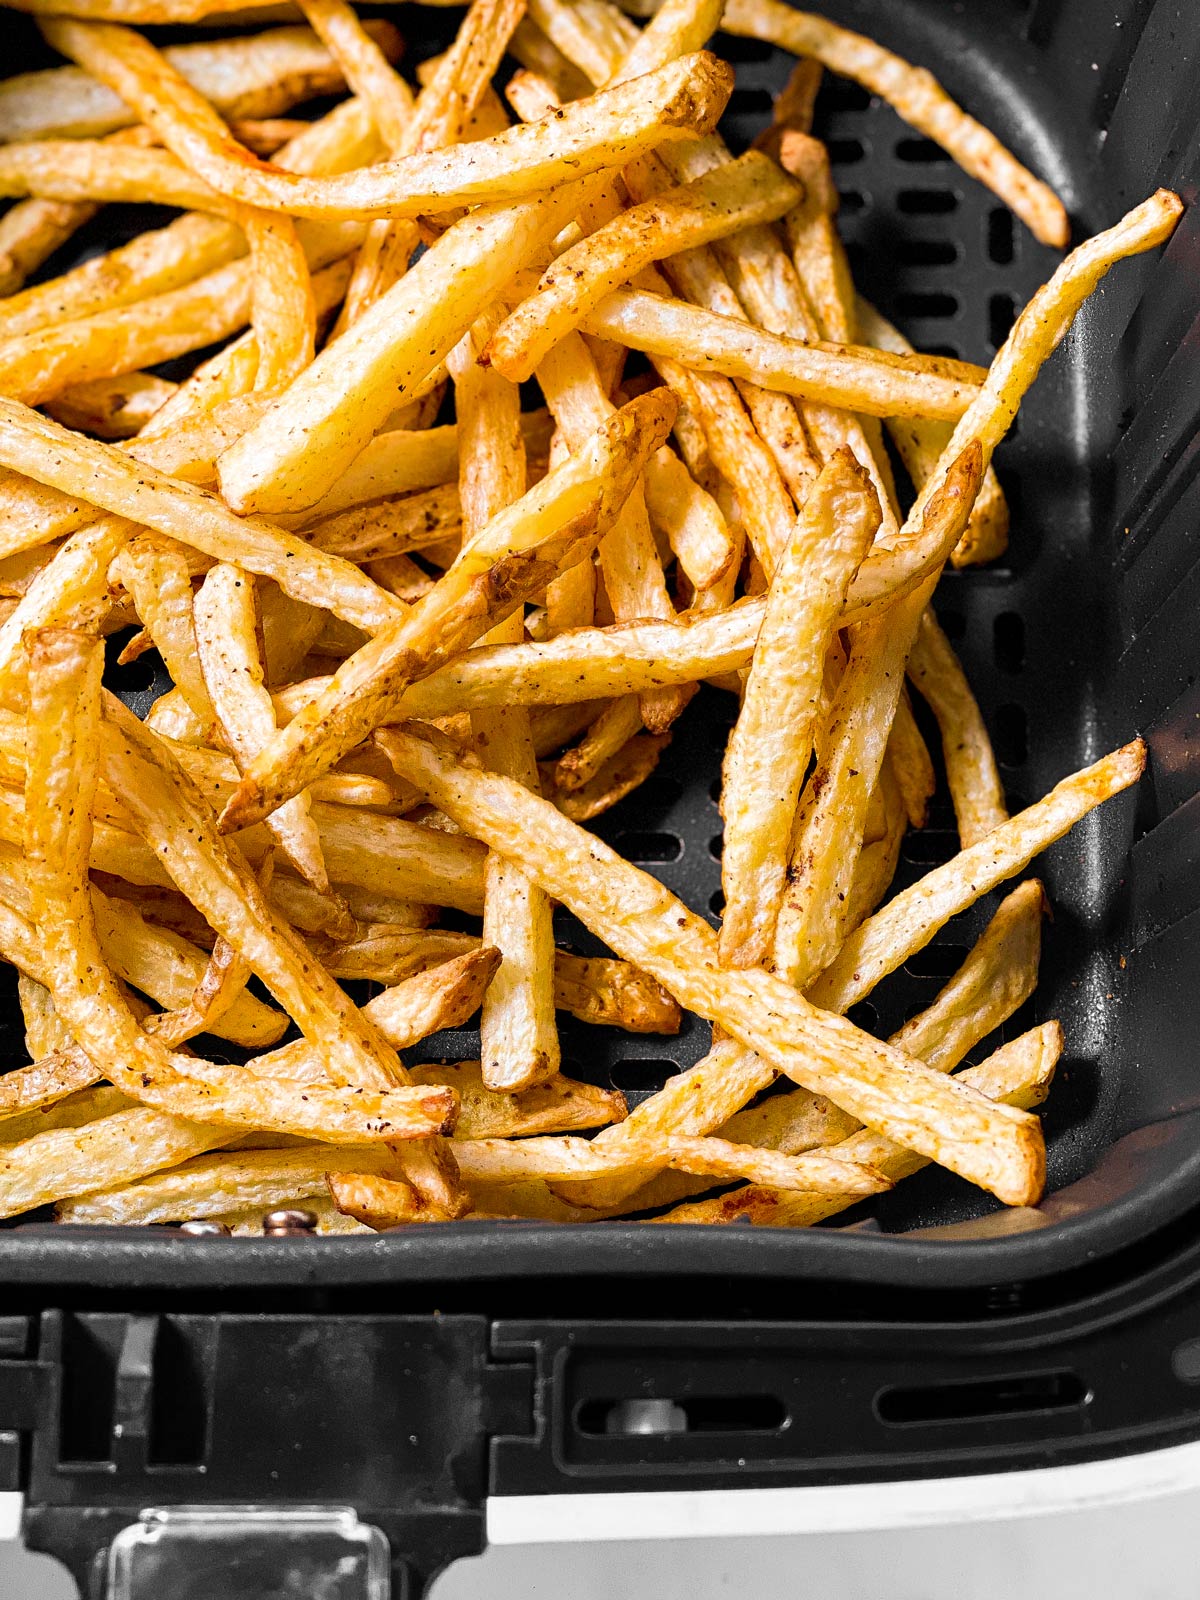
[
  {"left": 897, "top": 239, "right": 958, "bottom": 267},
  {"left": 709, "top": 776, "right": 723, "bottom": 806},
  {"left": 820, "top": 78, "right": 872, "bottom": 112},
  {"left": 826, "top": 136, "right": 865, "bottom": 165},
  {"left": 988, "top": 208, "right": 1015, "bottom": 265},
  {"left": 708, "top": 833, "right": 724, "bottom": 860},
  {"left": 725, "top": 85, "right": 774, "bottom": 117},
  {"left": 903, "top": 831, "right": 959, "bottom": 866},
  {"left": 989, "top": 291, "right": 1018, "bottom": 350},
  {"left": 905, "top": 943, "right": 969, "bottom": 979},
  {"left": 894, "top": 290, "right": 958, "bottom": 320},
  {"left": 895, "top": 137, "right": 948, "bottom": 163},
  {"left": 578, "top": 1394, "right": 788, "bottom": 1436},
  {"left": 839, "top": 190, "right": 866, "bottom": 215},
  {"left": 614, "top": 830, "right": 681, "bottom": 862},
  {"left": 709, "top": 888, "right": 725, "bottom": 916},
  {"left": 609, "top": 1059, "right": 677, "bottom": 1092},
  {"left": 993, "top": 611, "right": 1025, "bottom": 673},
  {"left": 994, "top": 703, "right": 1028, "bottom": 768},
  {"left": 149, "top": 1318, "right": 208, "bottom": 1466},
  {"left": 897, "top": 188, "right": 958, "bottom": 216},
  {"left": 877, "top": 1370, "right": 1088, "bottom": 1427}
]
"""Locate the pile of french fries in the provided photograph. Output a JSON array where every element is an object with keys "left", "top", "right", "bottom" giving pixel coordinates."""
[{"left": 0, "top": 0, "right": 1179, "bottom": 1235}]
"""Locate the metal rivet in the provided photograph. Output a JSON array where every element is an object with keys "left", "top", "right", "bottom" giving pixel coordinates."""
[
  {"left": 178, "top": 1219, "right": 231, "bottom": 1237},
  {"left": 262, "top": 1207, "right": 318, "bottom": 1236}
]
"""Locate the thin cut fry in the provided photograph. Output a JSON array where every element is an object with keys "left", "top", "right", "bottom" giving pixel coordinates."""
[
  {"left": 719, "top": 0, "right": 1070, "bottom": 247},
  {"left": 382, "top": 726, "right": 1047, "bottom": 1205},
  {"left": 46, "top": 374, "right": 178, "bottom": 440},
  {"left": 719, "top": 448, "right": 879, "bottom": 968},
  {"left": 0, "top": 197, "right": 96, "bottom": 298},
  {"left": 908, "top": 608, "right": 1007, "bottom": 847}
]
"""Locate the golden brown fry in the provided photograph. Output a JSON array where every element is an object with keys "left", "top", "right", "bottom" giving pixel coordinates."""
[
  {"left": 45, "top": 23, "right": 732, "bottom": 221},
  {"left": 196, "top": 562, "right": 331, "bottom": 894},
  {"left": 327, "top": 1170, "right": 426, "bottom": 1229},
  {"left": 719, "top": 448, "right": 879, "bottom": 968},
  {"left": 583, "top": 288, "right": 986, "bottom": 419},
  {"left": 0, "top": 197, "right": 97, "bottom": 298},
  {"left": 111, "top": 536, "right": 216, "bottom": 731},
  {"left": 720, "top": 0, "right": 1069, "bottom": 247},
  {"left": 382, "top": 727, "right": 1046, "bottom": 1205},
  {"left": 220, "top": 392, "right": 676, "bottom": 830},
  {"left": 296, "top": 0, "right": 413, "bottom": 152},
  {"left": 812, "top": 742, "right": 1144, "bottom": 1013},
  {"left": 554, "top": 694, "right": 643, "bottom": 792},
  {"left": 0, "top": 398, "right": 403, "bottom": 634},
  {"left": 908, "top": 608, "right": 1007, "bottom": 847},
  {"left": 887, "top": 688, "right": 936, "bottom": 831},
  {"left": 488, "top": 151, "right": 802, "bottom": 380},
  {"left": 309, "top": 483, "right": 463, "bottom": 564},
  {"left": 45, "top": 373, "right": 177, "bottom": 440},
  {"left": 0, "top": 23, "right": 399, "bottom": 144},
  {"left": 855, "top": 298, "right": 1008, "bottom": 567},
  {"left": 640, "top": 442, "right": 733, "bottom": 592},
  {"left": 412, "top": 1061, "right": 627, "bottom": 1139},
  {"left": 239, "top": 206, "right": 316, "bottom": 393},
  {"left": 552, "top": 729, "right": 670, "bottom": 821}
]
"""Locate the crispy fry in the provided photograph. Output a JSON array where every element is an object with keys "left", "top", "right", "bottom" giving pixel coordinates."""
[
  {"left": 583, "top": 288, "right": 986, "bottom": 419},
  {"left": 657, "top": 1022, "right": 1062, "bottom": 1226},
  {"left": 239, "top": 207, "right": 316, "bottom": 393},
  {"left": 812, "top": 743, "right": 1144, "bottom": 1013},
  {"left": 220, "top": 392, "right": 676, "bottom": 830},
  {"left": 554, "top": 694, "right": 643, "bottom": 792},
  {"left": 296, "top": 0, "right": 413, "bottom": 152},
  {"left": 719, "top": 448, "right": 879, "bottom": 968},
  {"left": 720, "top": 0, "right": 1069, "bottom": 247},
  {"left": 46, "top": 373, "right": 177, "bottom": 439},
  {"left": 112, "top": 536, "right": 216, "bottom": 731},
  {"left": 0, "top": 24, "right": 399, "bottom": 144},
  {"left": 412, "top": 1061, "right": 627, "bottom": 1139},
  {"left": 196, "top": 562, "right": 331, "bottom": 894},
  {"left": 46, "top": 24, "right": 733, "bottom": 221},
  {"left": 0, "top": 398, "right": 404, "bottom": 633},
  {"left": 0, "top": 197, "right": 97, "bottom": 298},
  {"left": 488, "top": 151, "right": 801, "bottom": 380},
  {"left": 382, "top": 727, "right": 1046, "bottom": 1205},
  {"left": 908, "top": 608, "right": 1007, "bottom": 847}
]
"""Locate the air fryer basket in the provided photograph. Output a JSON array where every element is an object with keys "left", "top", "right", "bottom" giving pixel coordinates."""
[{"left": 0, "top": 0, "right": 1197, "bottom": 1294}]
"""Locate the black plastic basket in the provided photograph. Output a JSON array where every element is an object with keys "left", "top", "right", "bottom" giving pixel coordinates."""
[{"left": 1, "top": 1, "right": 1199, "bottom": 1594}]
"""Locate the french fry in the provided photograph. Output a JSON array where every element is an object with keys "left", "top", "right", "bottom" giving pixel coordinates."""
[
  {"left": 239, "top": 207, "right": 316, "bottom": 393},
  {"left": 719, "top": 0, "right": 1069, "bottom": 248},
  {"left": 487, "top": 151, "right": 802, "bottom": 380},
  {"left": 0, "top": 197, "right": 97, "bottom": 298},
  {"left": 887, "top": 689, "right": 936, "bottom": 831},
  {"left": 582, "top": 288, "right": 987, "bottom": 419},
  {"left": 381, "top": 726, "right": 1047, "bottom": 1205},
  {"left": 0, "top": 398, "right": 404, "bottom": 634},
  {"left": 45, "top": 23, "right": 733, "bottom": 221},
  {"left": 450, "top": 312, "right": 562, "bottom": 1093},
  {"left": 452, "top": 1129, "right": 888, "bottom": 1193},
  {"left": 309, "top": 483, "right": 463, "bottom": 564},
  {"left": 25, "top": 630, "right": 455, "bottom": 1146},
  {"left": 719, "top": 448, "right": 880, "bottom": 969},
  {"left": 656, "top": 1022, "right": 1062, "bottom": 1226},
  {"left": 296, "top": 0, "right": 413, "bottom": 153},
  {"left": 327, "top": 1170, "right": 429, "bottom": 1229},
  {"left": 640, "top": 442, "right": 733, "bottom": 592},
  {"left": 535, "top": 333, "right": 682, "bottom": 732},
  {"left": 554, "top": 694, "right": 643, "bottom": 792},
  {"left": 0, "top": 1085, "right": 131, "bottom": 1144},
  {"left": 196, "top": 562, "right": 332, "bottom": 893},
  {"left": 0, "top": 23, "right": 400, "bottom": 144},
  {"left": 412, "top": 1060, "right": 627, "bottom": 1139},
  {"left": 908, "top": 608, "right": 1007, "bottom": 847},
  {"left": 112, "top": 536, "right": 216, "bottom": 731},
  {"left": 46, "top": 373, "right": 178, "bottom": 439},
  {"left": 220, "top": 392, "right": 676, "bottom": 830},
  {"left": 856, "top": 298, "right": 1009, "bottom": 568},
  {"left": 337, "top": 0, "right": 527, "bottom": 325},
  {"left": 812, "top": 742, "right": 1144, "bottom": 1014}
]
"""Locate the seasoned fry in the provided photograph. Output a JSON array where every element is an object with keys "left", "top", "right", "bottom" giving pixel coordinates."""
[
  {"left": 656, "top": 1022, "right": 1062, "bottom": 1226},
  {"left": 412, "top": 1060, "right": 627, "bottom": 1139},
  {"left": 719, "top": 448, "right": 879, "bottom": 968},
  {"left": 487, "top": 151, "right": 802, "bottom": 380},
  {"left": 583, "top": 288, "right": 987, "bottom": 419},
  {"left": 0, "top": 398, "right": 404, "bottom": 633},
  {"left": 0, "top": 197, "right": 96, "bottom": 298},
  {"left": 296, "top": 0, "right": 413, "bottom": 152},
  {"left": 220, "top": 392, "right": 676, "bottom": 829},
  {"left": 196, "top": 562, "right": 331, "bottom": 893},
  {"left": 908, "top": 608, "right": 1007, "bottom": 847},
  {"left": 382, "top": 727, "right": 1047, "bottom": 1205},
  {"left": 46, "top": 373, "right": 177, "bottom": 439},
  {"left": 45, "top": 24, "right": 733, "bottom": 221},
  {"left": 719, "top": 0, "right": 1069, "bottom": 247},
  {"left": 0, "top": 24, "right": 399, "bottom": 144}
]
